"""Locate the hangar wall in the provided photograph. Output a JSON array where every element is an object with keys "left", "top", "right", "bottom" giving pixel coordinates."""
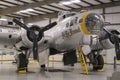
[{"left": 31, "top": 6, "right": 120, "bottom": 64}]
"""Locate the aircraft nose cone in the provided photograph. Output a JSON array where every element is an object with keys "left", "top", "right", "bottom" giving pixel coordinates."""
[{"left": 85, "top": 13, "right": 104, "bottom": 34}]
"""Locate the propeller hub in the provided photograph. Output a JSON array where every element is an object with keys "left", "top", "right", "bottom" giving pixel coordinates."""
[
  {"left": 109, "top": 30, "right": 120, "bottom": 44},
  {"left": 27, "top": 25, "right": 43, "bottom": 42}
]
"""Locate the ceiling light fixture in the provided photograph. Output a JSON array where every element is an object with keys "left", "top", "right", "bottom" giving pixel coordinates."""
[
  {"left": 60, "top": 0, "right": 81, "bottom": 5},
  {"left": 0, "top": 18, "right": 7, "bottom": 21},
  {"left": 16, "top": 8, "right": 34, "bottom": 13}
]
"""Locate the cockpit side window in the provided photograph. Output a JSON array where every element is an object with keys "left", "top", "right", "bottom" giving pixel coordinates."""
[
  {"left": 70, "top": 17, "right": 78, "bottom": 26},
  {"left": 70, "top": 20, "right": 74, "bottom": 26},
  {"left": 62, "top": 13, "right": 75, "bottom": 20},
  {"left": 58, "top": 12, "right": 76, "bottom": 22},
  {"left": 63, "top": 15, "right": 65, "bottom": 18},
  {"left": 66, "top": 22, "right": 69, "bottom": 28},
  {"left": 59, "top": 15, "right": 66, "bottom": 21}
]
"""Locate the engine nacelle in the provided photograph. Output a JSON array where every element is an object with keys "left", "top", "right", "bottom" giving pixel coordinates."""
[
  {"left": 15, "top": 25, "right": 43, "bottom": 50},
  {"left": 99, "top": 29, "right": 120, "bottom": 49},
  {"left": 100, "top": 39, "right": 114, "bottom": 49},
  {"left": 21, "top": 29, "right": 32, "bottom": 48},
  {"left": 15, "top": 41, "right": 27, "bottom": 50}
]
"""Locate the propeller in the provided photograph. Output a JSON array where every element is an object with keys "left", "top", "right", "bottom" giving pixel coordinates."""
[
  {"left": 13, "top": 18, "right": 57, "bottom": 60},
  {"left": 32, "top": 32, "right": 39, "bottom": 60},
  {"left": 42, "top": 21, "right": 57, "bottom": 31},
  {"left": 103, "top": 27, "right": 120, "bottom": 60},
  {"left": 13, "top": 18, "right": 39, "bottom": 60},
  {"left": 13, "top": 18, "right": 30, "bottom": 31}
]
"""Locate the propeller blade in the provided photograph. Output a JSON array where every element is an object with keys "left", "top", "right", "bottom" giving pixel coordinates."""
[
  {"left": 13, "top": 18, "right": 29, "bottom": 31},
  {"left": 42, "top": 22, "right": 57, "bottom": 31},
  {"left": 32, "top": 33, "right": 39, "bottom": 60},
  {"left": 103, "top": 27, "right": 112, "bottom": 35},
  {"left": 113, "top": 35, "right": 120, "bottom": 60}
]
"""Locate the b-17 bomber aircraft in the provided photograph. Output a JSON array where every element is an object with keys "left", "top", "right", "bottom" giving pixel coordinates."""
[{"left": 0, "top": 11, "right": 120, "bottom": 72}]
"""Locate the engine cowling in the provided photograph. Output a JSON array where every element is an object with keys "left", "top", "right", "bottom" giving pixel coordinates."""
[
  {"left": 99, "top": 29, "right": 120, "bottom": 49},
  {"left": 15, "top": 25, "right": 43, "bottom": 51},
  {"left": 13, "top": 18, "right": 57, "bottom": 59},
  {"left": 20, "top": 25, "right": 43, "bottom": 48},
  {"left": 100, "top": 39, "right": 114, "bottom": 49}
]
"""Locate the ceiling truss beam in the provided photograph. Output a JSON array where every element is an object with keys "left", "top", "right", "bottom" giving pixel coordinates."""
[
  {"left": 15, "top": 0, "right": 29, "bottom": 4},
  {"left": 33, "top": 8, "right": 50, "bottom": 14},
  {"left": 0, "top": 0, "right": 60, "bottom": 15},
  {"left": 94, "top": 0, "right": 105, "bottom": 4},
  {"left": 48, "top": 4, "right": 69, "bottom": 11},
  {"left": 2, "top": 0, "right": 20, "bottom": 6},
  {"left": 81, "top": 0, "right": 95, "bottom": 6},
  {"left": 23, "top": 1, "right": 120, "bottom": 23}
]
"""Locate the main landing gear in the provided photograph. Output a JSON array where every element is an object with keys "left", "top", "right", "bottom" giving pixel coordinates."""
[
  {"left": 87, "top": 50, "right": 104, "bottom": 71},
  {"left": 16, "top": 50, "right": 46, "bottom": 73},
  {"left": 16, "top": 50, "right": 30, "bottom": 73}
]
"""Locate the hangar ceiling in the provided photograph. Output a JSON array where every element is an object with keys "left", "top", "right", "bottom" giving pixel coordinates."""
[{"left": 0, "top": 0, "right": 120, "bottom": 23}]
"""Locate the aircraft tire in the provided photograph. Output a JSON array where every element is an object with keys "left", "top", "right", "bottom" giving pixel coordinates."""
[{"left": 93, "top": 55, "right": 104, "bottom": 70}]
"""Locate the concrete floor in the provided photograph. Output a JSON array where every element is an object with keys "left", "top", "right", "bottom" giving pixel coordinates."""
[{"left": 0, "top": 61, "right": 120, "bottom": 80}]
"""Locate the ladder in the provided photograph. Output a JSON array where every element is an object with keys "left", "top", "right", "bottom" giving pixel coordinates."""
[{"left": 77, "top": 46, "right": 88, "bottom": 75}]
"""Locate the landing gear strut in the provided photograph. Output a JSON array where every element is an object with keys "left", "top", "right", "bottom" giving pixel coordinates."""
[
  {"left": 16, "top": 50, "right": 30, "bottom": 73},
  {"left": 16, "top": 53, "right": 28, "bottom": 73}
]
